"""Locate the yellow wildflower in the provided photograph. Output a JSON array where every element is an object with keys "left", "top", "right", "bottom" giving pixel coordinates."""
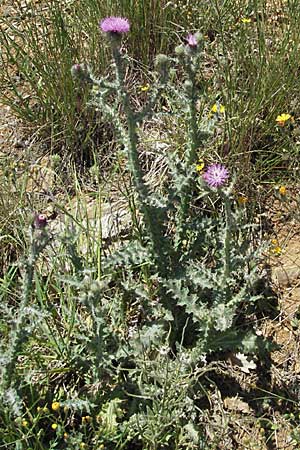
[
  {"left": 270, "top": 238, "right": 282, "bottom": 256},
  {"left": 80, "top": 443, "right": 86, "bottom": 449},
  {"left": 51, "top": 402, "right": 60, "bottom": 411},
  {"left": 37, "top": 406, "right": 42, "bottom": 413},
  {"left": 196, "top": 159, "right": 205, "bottom": 172},
  {"left": 140, "top": 83, "right": 150, "bottom": 92},
  {"left": 64, "top": 433, "right": 69, "bottom": 439},
  {"left": 278, "top": 185, "right": 287, "bottom": 195},
  {"left": 43, "top": 406, "right": 49, "bottom": 413},
  {"left": 82, "top": 415, "right": 92, "bottom": 424},
  {"left": 237, "top": 195, "right": 248, "bottom": 205},
  {"left": 21, "top": 419, "right": 28, "bottom": 427},
  {"left": 241, "top": 18, "right": 251, "bottom": 23},
  {"left": 275, "top": 113, "right": 291, "bottom": 127},
  {"left": 211, "top": 103, "right": 225, "bottom": 114},
  {"left": 51, "top": 423, "right": 58, "bottom": 430},
  {"left": 271, "top": 246, "right": 282, "bottom": 256}
]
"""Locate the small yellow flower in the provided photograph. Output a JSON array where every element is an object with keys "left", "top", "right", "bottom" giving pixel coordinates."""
[
  {"left": 271, "top": 246, "right": 282, "bottom": 256},
  {"left": 196, "top": 159, "right": 205, "bottom": 172},
  {"left": 211, "top": 103, "right": 225, "bottom": 114},
  {"left": 241, "top": 17, "right": 251, "bottom": 23},
  {"left": 51, "top": 423, "right": 58, "bottom": 430},
  {"left": 43, "top": 406, "right": 49, "bottom": 413},
  {"left": 21, "top": 419, "right": 28, "bottom": 427},
  {"left": 37, "top": 406, "right": 42, "bottom": 413},
  {"left": 64, "top": 433, "right": 69, "bottom": 439},
  {"left": 237, "top": 195, "right": 248, "bottom": 205},
  {"left": 51, "top": 402, "right": 60, "bottom": 411},
  {"left": 79, "top": 443, "right": 86, "bottom": 449},
  {"left": 278, "top": 185, "right": 287, "bottom": 195},
  {"left": 270, "top": 238, "right": 282, "bottom": 256},
  {"left": 82, "top": 415, "right": 92, "bottom": 424},
  {"left": 275, "top": 113, "right": 291, "bottom": 127},
  {"left": 140, "top": 83, "right": 150, "bottom": 92}
]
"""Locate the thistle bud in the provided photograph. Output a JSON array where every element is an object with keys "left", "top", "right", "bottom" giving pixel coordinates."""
[
  {"left": 33, "top": 214, "right": 47, "bottom": 229},
  {"left": 154, "top": 54, "right": 169, "bottom": 81},
  {"left": 184, "top": 79, "right": 193, "bottom": 94},
  {"left": 71, "top": 63, "right": 92, "bottom": 83},
  {"left": 175, "top": 44, "right": 185, "bottom": 56}
]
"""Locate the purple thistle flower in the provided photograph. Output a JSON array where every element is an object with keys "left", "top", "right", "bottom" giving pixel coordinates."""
[
  {"left": 100, "top": 17, "right": 130, "bottom": 34},
  {"left": 202, "top": 164, "right": 229, "bottom": 188},
  {"left": 187, "top": 33, "right": 198, "bottom": 47},
  {"left": 34, "top": 213, "right": 47, "bottom": 229}
]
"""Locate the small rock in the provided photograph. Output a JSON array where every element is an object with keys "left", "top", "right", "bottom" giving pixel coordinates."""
[{"left": 272, "top": 266, "right": 300, "bottom": 287}]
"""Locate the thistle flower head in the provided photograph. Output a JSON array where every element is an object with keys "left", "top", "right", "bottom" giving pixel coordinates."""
[
  {"left": 34, "top": 214, "right": 47, "bottom": 229},
  {"left": 203, "top": 163, "right": 229, "bottom": 188},
  {"left": 100, "top": 17, "right": 130, "bottom": 34},
  {"left": 187, "top": 33, "right": 198, "bottom": 47}
]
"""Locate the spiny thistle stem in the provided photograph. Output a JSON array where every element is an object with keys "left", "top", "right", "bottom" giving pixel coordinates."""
[
  {"left": 2, "top": 225, "right": 50, "bottom": 390},
  {"left": 174, "top": 46, "right": 201, "bottom": 248},
  {"left": 185, "top": 65, "right": 199, "bottom": 167},
  {"left": 223, "top": 192, "right": 233, "bottom": 290},
  {"left": 111, "top": 44, "right": 168, "bottom": 275}
]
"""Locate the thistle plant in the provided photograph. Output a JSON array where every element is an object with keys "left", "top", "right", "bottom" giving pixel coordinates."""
[
  {"left": 70, "top": 17, "right": 268, "bottom": 355},
  {"left": 172, "top": 32, "right": 204, "bottom": 248},
  {"left": 0, "top": 216, "right": 51, "bottom": 413},
  {"left": 72, "top": 18, "right": 171, "bottom": 278},
  {"left": 0, "top": 8, "right": 295, "bottom": 449},
  {"left": 72, "top": 22, "right": 204, "bottom": 270}
]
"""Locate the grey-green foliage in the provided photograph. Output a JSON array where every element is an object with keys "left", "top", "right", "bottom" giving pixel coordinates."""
[
  {"left": 0, "top": 225, "right": 51, "bottom": 407},
  {"left": 72, "top": 29, "right": 265, "bottom": 357},
  {"left": 124, "top": 352, "right": 205, "bottom": 450},
  {"left": 1, "top": 227, "right": 50, "bottom": 390}
]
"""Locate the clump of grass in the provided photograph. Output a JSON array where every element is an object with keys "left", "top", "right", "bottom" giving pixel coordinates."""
[
  {"left": 163, "top": 0, "right": 300, "bottom": 185},
  {"left": 0, "top": 0, "right": 185, "bottom": 164},
  {"left": 204, "top": 0, "right": 300, "bottom": 182},
  {"left": 0, "top": 157, "right": 30, "bottom": 275}
]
